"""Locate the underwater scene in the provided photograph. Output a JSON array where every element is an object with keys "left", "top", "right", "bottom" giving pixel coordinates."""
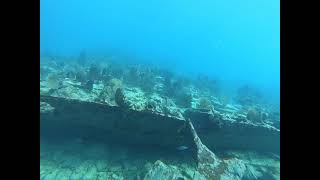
[{"left": 40, "top": 0, "right": 280, "bottom": 180}]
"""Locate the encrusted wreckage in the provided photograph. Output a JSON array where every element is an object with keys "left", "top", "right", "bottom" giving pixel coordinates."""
[
  {"left": 40, "top": 93, "right": 279, "bottom": 179},
  {"left": 40, "top": 59, "right": 280, "bottom": 179}
]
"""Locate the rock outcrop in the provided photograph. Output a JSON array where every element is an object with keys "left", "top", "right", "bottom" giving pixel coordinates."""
[{"left": 143, "top": 160, "right": 185, "bottom": 180}]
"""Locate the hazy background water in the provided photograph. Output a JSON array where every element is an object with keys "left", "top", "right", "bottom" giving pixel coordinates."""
[{"left": 40, "top": 0, "right": 279, "bottom": 106}]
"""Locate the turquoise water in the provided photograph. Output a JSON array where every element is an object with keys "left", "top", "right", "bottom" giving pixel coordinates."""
[
  {"left": 40, "top": 0, "right": 279, "bottom": 104},
  {"left": 40, "top": 0, "right": 280, "bottom": 179}
]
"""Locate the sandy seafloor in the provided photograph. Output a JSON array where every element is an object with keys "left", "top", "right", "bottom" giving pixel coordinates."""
[
  {"left": 40, "top": 136, "right": 279, "bottom": 180},
  {"left": 40, "top": 136, "right": 197, "bottom": 180}
]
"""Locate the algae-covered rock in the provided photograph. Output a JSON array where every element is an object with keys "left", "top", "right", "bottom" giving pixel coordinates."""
[
  {"left": 246, "top": 107, "right": 262, "bottom": 123},
  {"left": 46, "top": 73, "right": 62, "bottom": 90},
  {"left": 197, "top": 97, "right": 213, "bottom": 110},
  {"left": 143, "top": 160, "right": 184, "bottom": 180},
  {"left": 40, "top": 102, "right": 55, "bottom": 114},
  {"left": 242, "top": 165, "right": 263, "bottom": 180},
  {"left": 219, "top": 159, "right": 247, "bottom": 180},
  {"left": 109, "top": 78, "right": 123, "bottom": 93},
  {"left": 115, "top": 88, "right": 130, "bottom": 108}
]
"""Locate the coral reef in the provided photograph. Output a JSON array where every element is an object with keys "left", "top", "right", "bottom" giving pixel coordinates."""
[
  {"left": 143, "top": 160, "right": 185, "bottom": 180},
  {"left": 87, "top": 64, "right": 101, "bottom": 82},
  {"left": 40, "top": 56, "right": 279, "bottom": 126},
  {"left": 115, "top": 88, "right": 129, "bottom": 108},
  {"left": 40, "top": 66, "right": 49, "bottom": 80},
  {"left": 246, "top": 107, "right": 268, "bottom": 123},
  {"left": 235, "top": 85, "right": 263, "bottom": 106},
  {"left": 197, "top": 97, "right": 213, "bottom": 110},
  {"left": 101, "top": 66, "right": 111, "bottom": 81},
  {"left": 46, "top": 73, "right": 61, "bottom": 90},
  {"left": 40, "top": 102, "right": 55, "bottom": 114},
  {"left": 40, "top": 55, "right": 280, "bottom": 179},
  {"left": 175, "top": 92, "right": 193, "bottom": 108},
  {"left": 83, "top": 80, "right": 94, "bottom": 92},
  {"left": 109, "top": 78, "right": 123, "bottom": 92},
  {"left": 75, "top": 70, "right": 87, "bottom": 83},
  {"left": 126, "top": 65, "right": 140, "bottom": 85},
  {"left": 218, "top": 94, "right": 230, "bottom": 107},
  {"left": 145, "top": 100, "right": 157, "bottom": 111},
  {"left": 162, "top": 74, "right": 183, "bottom": 98},
  {"left": 95, "top": 84, "right": 113, "bottom": 104},
  {"left": 194, "top": 75, "right": 220, "bottom": 96}
]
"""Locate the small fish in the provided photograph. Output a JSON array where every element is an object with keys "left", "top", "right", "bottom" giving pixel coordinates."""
[{"left": 176, "top": 146, "right": 189, "bottom": 151}]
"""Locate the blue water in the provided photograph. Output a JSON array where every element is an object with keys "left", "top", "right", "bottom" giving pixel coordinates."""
[
  {"left": 40, "top": 0, "right": 279, "bottom": 105},
  {"left": 40, "top": 1, "right": 280, "bottom": 179}
]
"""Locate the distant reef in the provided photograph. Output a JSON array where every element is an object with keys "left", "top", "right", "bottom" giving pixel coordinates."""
[{"left": 40, "top": 54, "right": 280, "bottom": 179}]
